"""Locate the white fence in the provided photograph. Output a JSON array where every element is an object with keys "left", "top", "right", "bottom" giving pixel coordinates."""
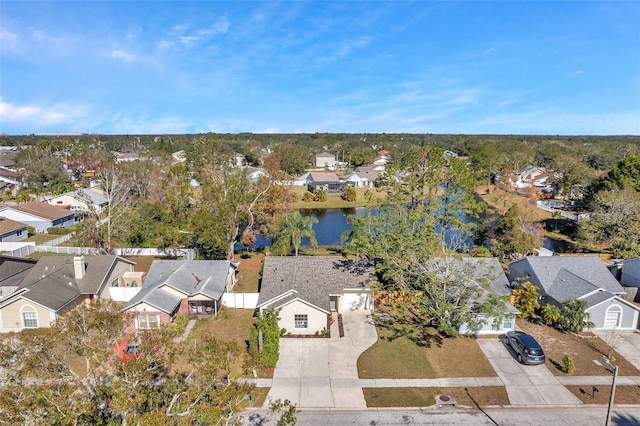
[
  {"left": 110, "top": 287, "right": 142, "bottom": 302},
  {"left": 222, "top": 293, "right": 259, "bottom": 309},
  {"left": 40, "top": 233, "right": 75, "bottom": 247},
  {"left": 536, "top": 200, "right": 591, "bottom": 221}
]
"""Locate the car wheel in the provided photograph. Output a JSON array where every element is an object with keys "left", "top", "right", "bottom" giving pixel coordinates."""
[{"left": 518, "top": 354, "right": 523, "bottom": 363}]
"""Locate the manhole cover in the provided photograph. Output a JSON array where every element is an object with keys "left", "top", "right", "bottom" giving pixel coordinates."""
[
  {"left": 435, "top": 394, "right": 457, "bottom": 406},
  {"left": 440, "top": 395, "right": 450, "bottom": 402}
]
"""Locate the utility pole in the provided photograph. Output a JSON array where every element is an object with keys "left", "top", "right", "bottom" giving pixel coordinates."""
[{"left": 605, "top": 364, "right": 618, "bottom": 426}]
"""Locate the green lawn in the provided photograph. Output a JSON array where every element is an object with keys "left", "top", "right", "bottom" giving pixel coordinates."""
[
  {"left": 358, "top": 327, "right": 497, "bottom": 379},
  {"left": 24, "top": 234, "right": 60, "bottom": 244},
  {"left": 364, "top": 386, "right": 509, "bottom": 408}
]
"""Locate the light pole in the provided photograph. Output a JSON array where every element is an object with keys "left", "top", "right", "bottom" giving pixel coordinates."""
[{"left": 604, "top": 359, "right": 618, "bottom": 426}]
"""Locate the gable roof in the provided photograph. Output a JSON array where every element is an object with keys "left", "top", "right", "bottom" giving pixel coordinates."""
[
  {"left": 257, "top": 256, "right": 373, "bottom": 313},
  {"left": 509, "top": 256, "right": 624, "bottom": 304},
  {"left": 8, "top": 201, "right": 76, "bottom": 221},
  {"left": 316, "top": 152, "right": 335, "bottom": 158},
  {"left": 2, "top": 255, "right": 132, "bottom": 311},
  {"left": 308, "top": 171, "right": 341, "bottom": 182},
  {"left": 124, "top": 260, "right": 235, "bottom": 313},
  {"left": 0, "top": 217, "right": 27, "bottom": 235},
  {"left": 428, "top": 257, "right": 518, "bottom": 314},
  {"left": 51, "top": 188, "right": 109, "bottom": 206}
]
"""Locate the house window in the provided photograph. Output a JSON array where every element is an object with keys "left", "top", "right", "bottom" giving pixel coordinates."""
[
  {"left": 138, "top": 314, "right": 161, "bottom": 329},
  {"left": 604, "top": 305, "right": 622, "bottom": 328},
  {"left": 23, "top": 312, "right": 38, "bottom": 328},
  {"left": 502, "top": 316, "right": 514, "bottom": 330},
  {"left": 16, "top": 230, "right": 23, "bottom": 237},
  {"left": 294, "top": 314, "right": 308, "bottom": 329}
]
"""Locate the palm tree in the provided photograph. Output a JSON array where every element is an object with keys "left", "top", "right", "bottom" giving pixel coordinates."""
[
  {"left": 511, "top": 282, "right": 540, "bottom": 319},
  {"left": 272, "top": 211, "right": 318, "bottom": 256},
  {"left": 560, "top": 299, "right": 595, "bottom": 333},
  {"left": 540, "top": 303, "right": 562, "bottom": 326}
]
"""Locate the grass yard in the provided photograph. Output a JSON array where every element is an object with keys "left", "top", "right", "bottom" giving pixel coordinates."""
[
  {"left": 517, "top": 319, "right": 640, "bottom": 377},
  {"left": 234, "top": 253, "right": 264, "bottom": 293},
  {"left": 358, "top": 327, "right": 496, "bottom": 379},
  {"left": 289, "top": 185, "right": 388, "bottom": 209},
  {"left": 363, "top": 386, "right": 509, "bottom": 408},
  {"left": 24, "top": 233, "right": 60, "bottom": 244},
  {"left": 565, "top": 385, "right": 640, "bottom": 405}
]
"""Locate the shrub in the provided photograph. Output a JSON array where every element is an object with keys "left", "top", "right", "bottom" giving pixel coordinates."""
[
  {"left": 313, "top": 189, "right": 327, "bottom": 202},
  {"left": 167, "top": 313, "right": 190, "bottom": 337},
  {"left": 46, "top": 227, "right": 73, "bottom": 235},
  {"left": 561, "top": 354, "right": 576, "bottom": 374},
  {"left": 341, "top": 186, "right": 356, "bottom": 202},
  {"left": 302, "top": 191, "right": 315, "bottom": 202},
  {"left": 26, "top": 226, "right": 35, "bottom": 236},
  {"left": 248, "top": 309, "right": 281, "bottom": 368}
]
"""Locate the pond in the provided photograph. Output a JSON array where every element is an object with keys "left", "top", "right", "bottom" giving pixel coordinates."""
[{"left": 237, "top": 207, "right": 572, "bottom": 254}]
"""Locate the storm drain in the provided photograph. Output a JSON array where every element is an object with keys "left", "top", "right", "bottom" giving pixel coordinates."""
[{"left": 435, "top": 394, "right": 456, "bottom": 406}]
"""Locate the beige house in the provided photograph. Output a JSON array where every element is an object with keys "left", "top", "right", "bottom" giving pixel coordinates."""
[
  {"left": 315, "top": 152, "right": 336, "bottom": 169},
  {"left": 257, "top": 256, "right": 373, "bottom": 335},
  {"left": 0, "top": 255, "right": 135, "bottom": 332}
]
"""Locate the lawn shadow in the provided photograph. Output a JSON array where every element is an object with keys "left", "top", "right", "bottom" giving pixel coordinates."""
[{"left": 372, "top": 309, "right": 443, "bottom": 348}]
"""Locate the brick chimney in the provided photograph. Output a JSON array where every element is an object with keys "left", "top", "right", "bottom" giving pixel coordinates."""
[{"left": 74, "top": 255, "right": 86, "bottom": 279}]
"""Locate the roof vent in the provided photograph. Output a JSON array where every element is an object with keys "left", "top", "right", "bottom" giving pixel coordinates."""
[{"left": 435, "top": 394, "right": 456, "bottom": 406}]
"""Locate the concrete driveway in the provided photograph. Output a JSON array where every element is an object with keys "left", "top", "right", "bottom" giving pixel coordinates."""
[
  {"left": 266, "top": 309, "right": 377, "bottom": 409},
  {"left": 477, "top": 338, "right": 582, "bottom": 406},
  {"left": 595, "top": 331, "right": 640, "bottom": 371}
]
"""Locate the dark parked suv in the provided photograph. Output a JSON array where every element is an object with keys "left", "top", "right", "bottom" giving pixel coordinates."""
[{"left": 505, "top": 331, "right": 546, "bottom": 365}]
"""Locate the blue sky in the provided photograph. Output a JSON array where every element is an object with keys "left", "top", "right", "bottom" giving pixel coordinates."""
[{"left": 1, "top": 1, "right": 639, "bottom": 135}]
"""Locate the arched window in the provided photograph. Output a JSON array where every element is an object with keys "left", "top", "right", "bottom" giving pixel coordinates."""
[
  {"left": 604, "top": 305, "right": 623, "bottom": 329},
  {"left": 20, "top": 306, "right": 38, "bottom": 328}
]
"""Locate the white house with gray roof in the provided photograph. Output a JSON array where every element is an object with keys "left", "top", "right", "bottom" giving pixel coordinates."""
[
  {"left": 46, "top": 188, "right": 109, "bottom": 215},
  {"left": 257, "top": 256, "right": 373, "bottom": 335},
  {"left": 122, "top": 260, "right": 238, "bottom": 331},
  {"left": 509, "top": 256, "right": 640, "bottom": 331}
]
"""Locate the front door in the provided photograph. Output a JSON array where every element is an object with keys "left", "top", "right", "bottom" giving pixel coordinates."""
[{"left": 330, "top": 296, "right": 337, "bottom": 312}]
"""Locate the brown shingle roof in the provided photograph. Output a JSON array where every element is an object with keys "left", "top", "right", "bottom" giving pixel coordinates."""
[
  {"left": 0, "top": 217, "right": 27, "bottom": 235},
  {"left": 15, "top": 201, "right": 75, "bottom": 220}
]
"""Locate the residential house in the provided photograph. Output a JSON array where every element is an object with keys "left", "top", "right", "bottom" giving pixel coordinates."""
[
  {"left": 0, "top": 255, "right": 136, "bottom": 332},
  {"left": 245, "top": 167, "right": 266, "bottom": 182},
  {"left": 315, "top": 152, "right": 337, "bottom": 169},
  {"left": 171, "top": 150, "right": 187, "bottom": 163},
  {"left": 344, "top": 164, "right": 385, "bottom": 188},
  {"left": 0, "top": 217, "right": 28, "bottom": 242},
  {"left": 512, "top": 166, "right": 550, "bottom": 190},
  {"left": 257, "top": 256, "right": 374, "bottom": 335},
  {"left": 509, "top": 256, "right": 640, "bottom": 331},
  {"left": 620, "top": 257, "right": 640, "bottom": 288},
  {"left": 46, "top": 187, "right": 109, "bottom": 216},
  {"left": 0, "top": 255, "right": 37, "bottom": 301},
  {"left": 0, "top": 167, "right": 21, "bottom": 196},
  {"left": 306, "top": 171, "right": 344, "bottom": 193},
  {"left": 0, "top": 201, "right": 81, "bottom": 232},
  {"left": 122, "top": 260, "right": 238, "bottom": 331},
  {"left": 436, "top": 257, "right": 519, "bottom": 335}
]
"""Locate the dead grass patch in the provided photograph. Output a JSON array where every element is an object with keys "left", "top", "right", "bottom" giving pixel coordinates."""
[
  {"left": 517, "top": 319, "right": 640, "bottom": 377},
  {"left": 565, "top": 385, "right": 640, "bottom": 405},
  {"left": 124, "top": 256, "right": 178, "bottom": 273},
  {"left": 358, "top": 327, "right": 496, "bottom": 379},
  {"left": 363, "top": 386, "right": 509, "bottom": 408},
  {"left": 234, "top": 253, "right": 264, "bottom": 293}
]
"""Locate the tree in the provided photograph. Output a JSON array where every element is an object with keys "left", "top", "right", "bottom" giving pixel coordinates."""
[
  {"left": 313, "top": 188, "right": 327, "bottom": 202},
  {"left": 489, "top": 204, "right": 543, "bottom": 259},
  {"left": 540, "top": 303, "right": 562, "bottom": 326},
  {"left": 468, "top": 141, "right": 505, "bottom": 193},
  {"left": 342, "top": 186, "right": 356, "bottom": 202},
  {"left": 559, "top": 299, "right": 594, "bottom": 333},
  {"left": 14, "top": 143, "right": 67, "bottom": 192},
  {"left": 98, "top": 165, "right": 135, "bottom": 252},
  {"left": 273, "top": 142, "right": 310, "bottom": 176},
  {"left": 511, "top": 283, "right": 540, "bottom": 319},
  {"left": 578, "top": 186, "right": 640, "bottom": 257},
  {"left": 0, "top": 302, "right": 259, "bottom": 425},
  {"left": 270, "top": 211, "right": 318, "bottom": 256}
]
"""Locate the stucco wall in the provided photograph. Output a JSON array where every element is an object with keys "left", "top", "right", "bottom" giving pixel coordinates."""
[{"left": 278, "top": 300, "right": 327, "bottom": 335}]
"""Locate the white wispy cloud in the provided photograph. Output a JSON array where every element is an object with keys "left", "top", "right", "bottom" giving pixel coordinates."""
[
  {"left": 570, "top": 70, "right": 584, "bottom": 78},
  {"left": 319, "top": 36, "right": 372, "bottom": 62},
  {"left": 0, "top": 99, "right": 66, "bottom": 124},
  {"left": 111, "top": 49, "right": 135, "bottom": 62},
  {"left": 0, "top": 27, "right": 19, "bottom": 51},
  {"left": 179, "top": 36, "right": 198, "bottom": 47}
]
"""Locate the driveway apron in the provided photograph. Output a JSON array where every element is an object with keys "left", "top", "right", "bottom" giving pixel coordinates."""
[
  {"left": 595, "top": 332, "right": 640, "bottom": 371},
  {"left": 477, "top": 339, "right": 582, "bottom": 406},
  {"left": 266, "top": 309, "right": 377, "bottom": 409}
]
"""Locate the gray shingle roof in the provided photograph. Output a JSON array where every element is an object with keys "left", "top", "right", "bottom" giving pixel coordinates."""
[
  {"left": 581, "top": 290, "right": 617, "bottom": 308},
  {"left": 510, "top": 256, "right": 623, "bottom": 304},
  {"left": 258, "top": 256, "right": 373, "bottom": 312},
  {"left": 125, "top": 260, "right": 234, "bottom": 313},
  {"left": 6, "top": 255, "right": 130, "bottom": 311}
]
